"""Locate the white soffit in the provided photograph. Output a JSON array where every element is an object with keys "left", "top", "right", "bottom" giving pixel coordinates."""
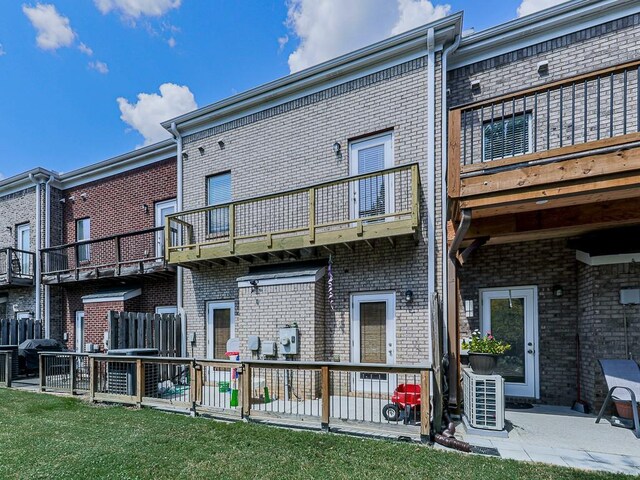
[{"left": 576, "top": 250, "right": 640, "bottom": 266}]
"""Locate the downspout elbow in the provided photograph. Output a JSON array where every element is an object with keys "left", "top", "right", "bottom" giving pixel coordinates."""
[{"left": 448, "top": 209, "right": 472, "bottom": 266}]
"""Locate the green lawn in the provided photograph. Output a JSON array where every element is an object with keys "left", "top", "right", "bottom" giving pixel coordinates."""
[{"left": 0, "top": 389, "right": 629, "bottom": 480}]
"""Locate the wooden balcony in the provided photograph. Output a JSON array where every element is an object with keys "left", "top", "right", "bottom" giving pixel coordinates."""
[
  {"left": 166, "top": 164, "right": 420, "bottom": 267},
  {"left": 448, "top": 59, "right": 640, "bottom": 245},
  {"left": 41, "top": 227, "right": 175, "bottom": 285},
  {"left": 0, "top": 247, "right": 35, "bottom": 288}
]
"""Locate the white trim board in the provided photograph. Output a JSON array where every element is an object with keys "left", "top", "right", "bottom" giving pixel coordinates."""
[
  {"left": 237, "top": 268, "right": 326, "bottom": 288},
  {"left": 82, "top": 288, "right": 142, "bottom": 304},
  {"left": 576, "top": 250, "right": 640, "bottom": 266}
]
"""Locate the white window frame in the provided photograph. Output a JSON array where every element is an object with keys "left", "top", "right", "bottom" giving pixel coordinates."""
[
  {"left": 15, "top": 223, "right": 30, "bottom": 277},
  {"left": 207, "top": 172, "right": 232, "bottom": 236},
  {"left": 206, "top": 301, "right": 235, "bottom": 360},
  {"left": 155, "top": 306, "right": 178, "bottom": 315},
  {"left": 76, "top": 218, "right": 91, "bottom": 262},
  {"left": 75, "top": 311, "right": 85, "bottom": 353},
  {"left": 481, "top": 112, "right": 533, "bottom": 162}
]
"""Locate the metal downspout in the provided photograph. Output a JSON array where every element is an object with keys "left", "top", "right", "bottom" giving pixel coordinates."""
[
  {"left": 44, "top": 175, "right": 54, "bottom": 338},
  {"left": 170, "top": 122, "right": 186, "bottom": 356},
  {"left": 440, "top": 34, "right": 461, "bottom": 358},
  {"left": 28, "top": 174, "right": 42, "bottom": 329},
  {"left": 426, "top": 27, "right": 436, "bottom": 368}
]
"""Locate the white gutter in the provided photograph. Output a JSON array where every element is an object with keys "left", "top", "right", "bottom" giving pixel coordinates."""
[
  {"left": 170, "top": 122, "right": 186, "bottom": 356},
  {"left": 440, "top": 34, "right": 461, "bottom": 358},
  {"left": 43, "top": 175, "right": 54, "bottom": 338},
  {"left": 426, "top": 27, "right": 436, "bottom": 366},
  {"left": 28, "top": 174, "right": 42, "bottom": 328}
]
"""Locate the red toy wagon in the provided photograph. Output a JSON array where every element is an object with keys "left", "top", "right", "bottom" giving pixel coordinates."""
[{"left": 382, "top": 383, "right": 421, "bottom": 423}]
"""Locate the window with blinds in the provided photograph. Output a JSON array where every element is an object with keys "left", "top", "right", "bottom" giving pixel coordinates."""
[
  {"left": 213, "top": 308, "right": 231, "bottom": 360},
  {"left": 207, "top": 172, "right": 231, "bottom": 236},
  {"left": 76, "top": 218, "right": 91, "bottom": 262},
  {"left": 359, "top": 301, "right": 387, "bottom": 364},
  {"left": 483, "top": 112, "right": 532, "bottom": 161}
]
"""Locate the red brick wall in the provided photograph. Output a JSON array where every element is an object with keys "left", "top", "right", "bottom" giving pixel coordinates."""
[
  {"left": 61, "top": 158, "right": 177, "bottom": 243},
  {"left": 62, "top": 277, "right": 177, "bottom": 351}
]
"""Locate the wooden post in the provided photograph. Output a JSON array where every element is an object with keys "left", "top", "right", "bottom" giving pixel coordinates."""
[
  {"left": 411, "top": 164, "right": 420, "bottom": 228},
  {"left": 420, "top": 370, "right": 431, "bottom": 442},
  {"left": 241, "top": 362, "right": 251, "bottom": 419},
  {"left": 228, "top": 204, "right": 235, "bottom": 254},
  {"left": 114, "top": 236, "right": 121, "bottom": 276},
  {"left": 164, "top": 223, "right": 171, "bottom": 260},
  {"left": 447, "top": 109, "right": 462, "bottom": 199},
  {"left": 189, "top": 361, "right": 198, "bottom": 416},
  {"left": 321, "top": 366, "right": 330, "bottom": 431},
  {"left": 89, "top": 356, "right": 96, "bottom": 402},
  {"left": 309, "top": 187, "right": 316, "bottom": 243},
  {"left": 70, "top": 355, "right": 76, "bottom": 394},
  {"left": 6, "top": 248, "right": 12, "bottom": 285},
  {"left": 5, "top": 352, "right": 12, "bottom": 388},
  {"left": 447, "top": 255, "right": 461, "bottom": 411},
  {"left": 136, "top": 358, "right": 144, "bottom": 406},
  {"left": 39, "top": 353, "right": 45, "bottom": 391}
]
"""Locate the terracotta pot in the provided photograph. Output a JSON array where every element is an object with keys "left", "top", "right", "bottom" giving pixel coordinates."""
[
  {"left": 468, "top": 353, "right": 498, "bottom": 375},
  {"left": 614, "top": 400, "right": 640, "bottom": 420}
]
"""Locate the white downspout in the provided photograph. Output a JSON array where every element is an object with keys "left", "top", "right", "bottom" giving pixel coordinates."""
[
  {"left": 440, "top": 35, "right": 461, "bottom": 358},
  {"left": 28, "top": 174, "right": 42, "bottom": 330},
  {"left": 44, "top": 175, "right": 54, "bottom": 338},
  {"left": 426, "top": 28, "right": 436, "bottom": 367},
  {"left": 170, "top": 122, "right": 186, "bottom": 356}
]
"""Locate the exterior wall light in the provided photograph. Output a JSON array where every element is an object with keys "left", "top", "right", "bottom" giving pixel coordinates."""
[
  {"left": 333, "top": 142, "right": 341, "bottom": 156},
  {"left": 405, "top": 289, "right": 414, "bottom": 303},
  {"left": 552, "top": 285, "right": 563, "bottom": 297}
]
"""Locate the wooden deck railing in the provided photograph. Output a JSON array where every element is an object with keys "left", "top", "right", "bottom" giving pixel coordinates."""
[
  {"left": 41, "top": 227, "right": 172, "bottom": 284},
  {"left": 166, "top": 164, "right": 420, "bottom": 265},
  {"left": 448, "top": 59, "right": 640, "bottom": 198},
  {"left": 80, "top": 354, "right": 432, "bottom": 441},
  {"left": 0, "top": 247, "right": 35, "bottom": 286}
]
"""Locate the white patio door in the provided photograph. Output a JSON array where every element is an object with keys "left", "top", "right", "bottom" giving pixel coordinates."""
[
  {"left": 155, "top": 199, "right": 177, "bottom": 257},
  {"left": 75, "top": 311, "right": 85, "bottom": 353},
  {"left": 351, "top": 292, "right": 396, "bottom": 392},
  {"left": 481, "top": 287, "right": 539, "bottom": 398},
  {"left": 349, "top": 133, "right": 394, "bottom": 222},
  {"left": 16, "top": 223, "right": 30, "bottom": 277}
]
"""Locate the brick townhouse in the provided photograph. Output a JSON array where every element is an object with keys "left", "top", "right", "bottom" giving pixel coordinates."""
[
  {"left": 161, "top": 13, "right": 462, "bottom": 387},
  {"left": 445, "top": 0, "right": 640, "bottom": 410}
]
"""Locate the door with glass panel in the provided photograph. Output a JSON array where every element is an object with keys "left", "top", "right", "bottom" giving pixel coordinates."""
[
  {"left": 75, "top": 311, "right": 85, "bottom": 353},
  {"left": 155, "top": 199, "right": 177, "bottom": 257},
  {"left": 349, "top": 133, "right": 394, "bottom": 222},
  {"left": 480, "top": 287, "right": 538, "bottom": 398},
  {"left": 15, "top": 223, "right": 30, "bottom": 277},
  {"left": 351, "top": 292, "right": 396, "bottom": 392},
  {"left": 207, "top": 172, "right": 231, "bottom": 237}
]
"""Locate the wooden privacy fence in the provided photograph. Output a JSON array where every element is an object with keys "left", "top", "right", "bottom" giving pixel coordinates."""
[
  {"left": 0, "top": 318, "right": 41, "bottom": 345},
  {"left": 79, "top": 354, "right": 433, "bottom": 441},
  {"left": 107, "top": 311, "right": 182, "bottom": 357},
  {"left": 0, "top": 350, "right": 12, "bottom": 387}
]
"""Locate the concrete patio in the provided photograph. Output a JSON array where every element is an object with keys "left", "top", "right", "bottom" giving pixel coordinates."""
[{"left": 457, "top": 405, "right": 640, "bottom": 475}]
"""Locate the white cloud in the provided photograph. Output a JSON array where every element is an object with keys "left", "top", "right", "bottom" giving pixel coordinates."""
[
  {"left": 167, "top": 36, "right": 176, "bottom": 48},
  {"left": 94, "top": 0, "right": 181, "bottom": 18},
  {"left": 22, "top": 3, "right": 76, "bottom": 51},
  {"left": 78, "top": 42, "right": 93, "bottom": 56},
  {"left": 285, "top": 0, "right": 450, "bottom": 73},
  {"left": 117, "top": 83, "right": 197, "bottom": 146},
  {"left": 278, "top": 35, "right": 289, "bottom": 52},
  {"left": 0, "top": 44, "right": 5, "bottom": 56},
  {"left": 89, "top": 60, "right": 109, "bottom": 74},
  {"left": 517, "top": 0, "right": 569, "bottom": 17}
]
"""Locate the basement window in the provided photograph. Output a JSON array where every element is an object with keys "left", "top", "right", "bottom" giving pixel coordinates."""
[{"left": 482, "top": 112, "right": 532, "bottom": 161}]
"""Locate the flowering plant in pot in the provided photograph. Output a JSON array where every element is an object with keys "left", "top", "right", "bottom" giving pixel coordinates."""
[{"left": 462, "top": 330, "right": 511, "bottom": 375}]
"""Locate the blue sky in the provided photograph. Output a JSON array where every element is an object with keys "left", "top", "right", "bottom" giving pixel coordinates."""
[{"left": 0, "top": 0, "right": 553, "bottom": 179}]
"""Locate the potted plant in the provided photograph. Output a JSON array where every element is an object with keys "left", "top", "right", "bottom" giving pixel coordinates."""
[{"left": 461, "top": 330, "right": 511, "bottom": 375}]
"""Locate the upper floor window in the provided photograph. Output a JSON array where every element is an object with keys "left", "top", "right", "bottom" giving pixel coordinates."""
[
  {"left": 76, "top": 218, "right": 90, "bottom": 263},
  {"left": 207, "top": 172, "right": 231, "bottom": 236},
  {"left": 483, "top": 113, "right": 532, "bottom": 161}
]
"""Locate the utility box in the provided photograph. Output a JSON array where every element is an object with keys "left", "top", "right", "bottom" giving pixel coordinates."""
[
  {"left": 279, "top": 328, "right": 298, "bottom": 356},
  {"left": 262, "top": 341, "right": 276, "bottom": 357}
]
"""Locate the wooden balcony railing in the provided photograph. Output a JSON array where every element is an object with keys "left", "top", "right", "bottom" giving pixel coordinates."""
[
  {"left": 0, "top": 247, "right": 35, "bottom": 287},
  {"left": 448, "top": 59, "right": 640, "bottom": 201},
  {"left": 166, "top": 164, "right": 420, "bottom": 265},
  {"left": 41, "top": 226, "right": 173, "bottom": 284}
]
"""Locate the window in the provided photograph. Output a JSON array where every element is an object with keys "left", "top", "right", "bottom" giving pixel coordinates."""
[
  {"left": 76, "top": 218, "right": 90, "bottom": 262},
  {"left": 15, "top": 223, "right": 30, "bottom": 276},
  {"left": 207, "top": 172, "right": 231, "bottom": 236},
  {"left": 483, "top": 113, "right": 532, "bottom": 161},
  {"left": 155, "top": 199, "right": 177, "bottom": 256}
]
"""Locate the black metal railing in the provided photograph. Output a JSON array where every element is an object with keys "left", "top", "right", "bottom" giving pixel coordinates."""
[{"left": 454, "top": 60, "right": 640, "bottom": 166}]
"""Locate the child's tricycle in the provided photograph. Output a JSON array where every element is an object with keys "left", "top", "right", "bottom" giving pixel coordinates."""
[{"left": 382, "top": 383, "right": 421, "bottom": 423}]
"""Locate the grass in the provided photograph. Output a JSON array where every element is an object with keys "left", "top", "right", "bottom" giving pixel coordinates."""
[{"left": 0, "top": 389, "right": 630, "bottom": 480}]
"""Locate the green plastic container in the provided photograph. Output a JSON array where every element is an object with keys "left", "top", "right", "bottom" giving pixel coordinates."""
[
  {"left": 230, "top": 389, "right": 239, "bottom": 407},
  {"left": 218, "top": 381, "right": 230, "bottom": 393}
]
